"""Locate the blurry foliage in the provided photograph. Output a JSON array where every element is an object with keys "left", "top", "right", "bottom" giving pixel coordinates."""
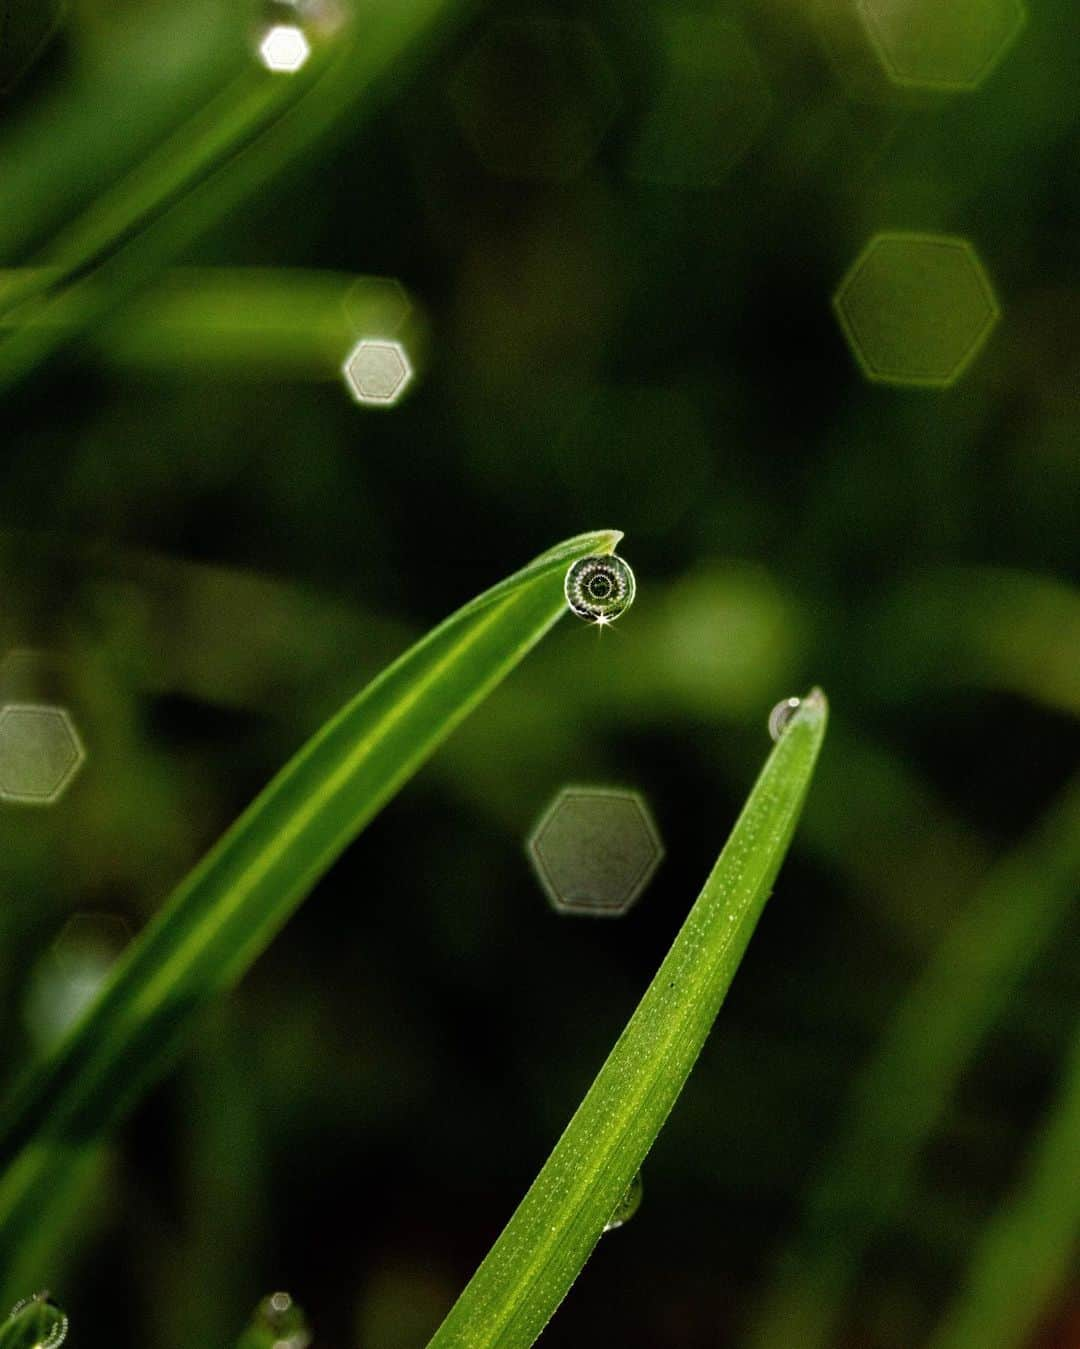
[{"left": 0, "top": 0, "right": 1077, "bottom": 1344}]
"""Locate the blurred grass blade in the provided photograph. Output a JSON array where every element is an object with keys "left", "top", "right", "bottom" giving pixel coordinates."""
[
  {"left": 0, "top": 268, "right": 419, "bottom": 379},
  {"left": 0, "top": 0, "right": 65, "bottom": 94},
  {"left": 744, "top": 775, "right": 1080, "bottom": 1349},
  {"left": 0, "top": 0, "right": 472, "bottom": 391},
  {"left": 0, "top": 529, "right": 620, "bottom": 1296},
  {"left": 427, "top": 691, "right": 828, "bottom": 1348},
  {"left": 927, "top": 1016, "right": 1080, "bottom": 1349},
  {"left": 870, "top": 568, "right": 1080, "bottom": 718},
  {"left": 0, "top": 70, "right": 298, "bottom": 320}
]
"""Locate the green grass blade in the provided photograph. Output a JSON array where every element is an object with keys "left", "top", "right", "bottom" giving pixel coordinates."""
[
  {"left": 926, "top": 1016, "right": 1080, "bottom": 1349},
  {"left": 427, "top": 690, "right": 828, "bottom": 1349},
  {"left": 0, "top": 529, "right": 619, "bottom": 1294},
  {"left": 743, "top": 775, "right": 1080, "bottom": 1349}
]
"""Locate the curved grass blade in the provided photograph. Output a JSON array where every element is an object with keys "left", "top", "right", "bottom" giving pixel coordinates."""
[
  {"left": 926, "top": 1015, "right": 1080, "bottom": 1349},
  {"left": 0, "top": 528, "right": 620, "bottom": 1296},
  {"left": 744, "top": 774, "right": 1080, "bottom": 1349},
  {"left": 427, "top": 690, "right": 828, "bottom": 1348}
]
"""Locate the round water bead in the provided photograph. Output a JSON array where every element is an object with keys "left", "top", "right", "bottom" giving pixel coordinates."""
[
  {"left": 564, "top": 554, "right": 636, "bottom": 623},
  {"left": 1, "top": 1292, "right": 69, "bottom": 1349},
  {"left": 603, "top": 1171, "right": 643, "bottom": 1232},
  {"left": 768, "top": 696, "right": 802, "bottom": 743}
]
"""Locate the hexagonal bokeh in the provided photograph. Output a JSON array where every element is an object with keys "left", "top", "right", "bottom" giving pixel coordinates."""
[
  {"left": 450, "top": 16, "right": 619, "bottom": 182},
  {"left": 341, "top": 339, "right": 413, "bottom": 406},
  {"left": 834, "top": 233, "right": 1000, "bottom": 388},
  {"left": 24, "top": 912, "right": 131, "bottom": 1049},
  {"left": 629, "top": 13, "right": 771, "bottom": 188},
  {"left": 258, "top": 23, "right": 311, "bottom": 73},
  {"left": 856, "top": 0, "right": 1025, "bottom": 91},
  {"left": 0, "top": 703, "right": 85, "bottom": 805},
  {"left": 528, "top": 787, "right": 663, "bottom": 917},
  {"left": 342, "top": 276, "right": 412, "bottom": 339}
]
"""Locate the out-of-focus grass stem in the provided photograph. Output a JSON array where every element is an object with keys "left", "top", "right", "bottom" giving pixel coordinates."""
[
  {"left": 744, "top": 775, "right": 1080, "bottom": 1349},
  {"left": 926, "top": 1015, "right": 1080, "bottom": 1349}
]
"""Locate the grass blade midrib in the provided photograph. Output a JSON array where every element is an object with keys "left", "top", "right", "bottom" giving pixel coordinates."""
[
  {"left": 428, "top": 690, "right": 827, "bottom": 1347},
  {"left": 126, "top": 588, "right": 521, "bottom": 1024},
  {"left": 0, "top": 532, "right": 618, "bottom": 1283}
]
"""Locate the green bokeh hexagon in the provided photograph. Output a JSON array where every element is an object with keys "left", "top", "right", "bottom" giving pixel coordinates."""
[
  {"left": 833, "top": 232, "right": 1000, "bottom": 388},
  {"left": 857, "top": 0, "right": 1026, "bottom": 91}
]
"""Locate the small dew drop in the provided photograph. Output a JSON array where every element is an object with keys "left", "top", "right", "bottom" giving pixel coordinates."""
[
  {"left": 768, "top": 696, "right": 801, "bottom": 743},
  {"left": 564, "top": 554, "right": 636, "bottom": 624},
  {"left": 237, "top": 1291, "right": 311, "bottom": 1349},
  {"left": 2, "top": 1292, "right": 69, "bottom": 1349},
  {"left": 603, "top": 1171, "right": 643, "bottom": 1232}
]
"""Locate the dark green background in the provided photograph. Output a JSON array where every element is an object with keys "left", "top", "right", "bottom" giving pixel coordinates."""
[{"left": 0, "top": 0, "right": 1077, "bottom": 1345}]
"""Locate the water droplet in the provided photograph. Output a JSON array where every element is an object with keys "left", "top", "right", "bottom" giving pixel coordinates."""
[
  {"left": 237, "top": 1292, "right": 311, "bottom": 1349},
  {"left": 1, "top": 1292, "right": 69, "bottom": 1349},
  {"left": 603, "top": 1171, "right": 643, "bottom": 1232},
  {"left": 564, "top": 554, "right": 636, "bottom": 624},
  {"left": 768, "top": 696, "right": 801, "bottom": 743}
]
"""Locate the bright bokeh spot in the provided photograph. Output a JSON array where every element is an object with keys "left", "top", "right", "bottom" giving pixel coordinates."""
[
  {"left": 528, "top": 787, "right": 663, "bottom": 917},
  {"left": 449, "top": 17, "right": 619, "bottom": 182},
  {"left": 0, "top": 703, "right": 85, "bottom": 805},
  {"left": 856, "top": 0, "right": 1026, "bottom": 91},
  {"left": 258, "top": 23, "right": 311, "bottom": 74},
  {"left": 342, "top": 339, "right": 413, "bottom": 406},
  {"left": 629, "top": 13, "right": 771, "bottom": 187},
  {"left": 833, "top": 232, "right": 1000, "bottom": 388}
]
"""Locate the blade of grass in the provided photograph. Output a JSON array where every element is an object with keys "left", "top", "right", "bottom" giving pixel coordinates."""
[
  {"left": 926, "top": 1015, "right": 1080, "bottom": 1349},
  {"left": 0, "top": 528, "right": 619, "bottom": 1299},
  {"left": 426, "top": 689, "right": 828, "bottom": 1349},
  {"left": 743, "top": 774, "right": 1080, "bottom": 1349}
]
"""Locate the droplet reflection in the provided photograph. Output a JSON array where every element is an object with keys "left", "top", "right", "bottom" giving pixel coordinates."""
[
  {"left": 564, "top": 554, "right": 636, "bottom": 624},
  {"left": 3, "top": 1292, "right": 69, "bottom": 1349},
  {"left": 768, "top": 696, "right": 802, "bottom": 743},
  {"left": 603, "top": 1171, "right": 643, "bottom": 1232}
]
